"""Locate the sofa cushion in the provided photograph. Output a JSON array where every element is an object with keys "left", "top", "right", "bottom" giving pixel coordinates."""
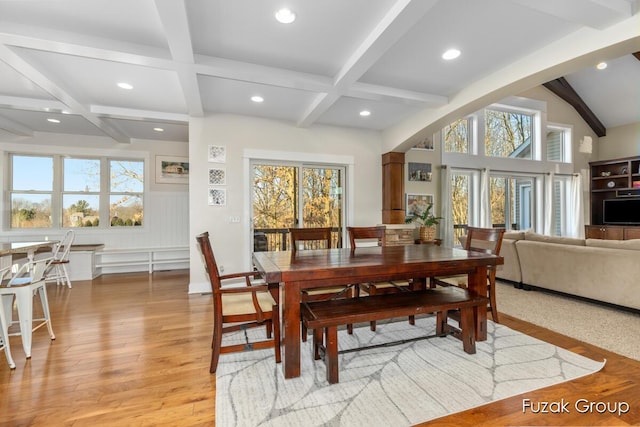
[
  {"left": 524, "top": 231, "right": 585, "bottom": 246},
  {"left": 585, "top": 238, "right": 640, "bottom": 251},
  {"left": 503, "top": 231, "right": 525, "bottom": 241}
]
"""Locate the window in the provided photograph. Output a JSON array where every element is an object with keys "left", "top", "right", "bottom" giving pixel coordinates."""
[
  {"left": 109, "top": 160, "right": 144, "bottom": 226},
  {"left": 63, "top": 158, "right": 100, "bottom": 227},
  {"left": 443, "top": 118, "right": 470, "bottom": 153},
  {"left": 484, "top": 108, "right": 533, "bottom": 159},
  {"left": 9, "top": 154, "right": 144, "bottom": 229},
  {"left": 10, "top": 155, "right": 53, "bottom": 228},
  {"left": 450, "top": 171, "right": 473, "bottom": 243},
  {"left": 552, "top": 176, "right": 572, "bottom": 236},
  {"left": 490, "top": 175, "right": 534, "bottom": 231},
  {"left": 547, "top": 125, "right": 571, "bottom": 163}
]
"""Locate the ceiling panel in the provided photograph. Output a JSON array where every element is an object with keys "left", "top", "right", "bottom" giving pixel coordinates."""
[{"left": 198, "top": 75, "right": 320, "bottom": 123}]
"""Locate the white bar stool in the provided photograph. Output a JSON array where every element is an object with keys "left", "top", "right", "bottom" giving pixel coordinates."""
[{"left": 0, "top": 258, "right": 56, "bottom": 359}]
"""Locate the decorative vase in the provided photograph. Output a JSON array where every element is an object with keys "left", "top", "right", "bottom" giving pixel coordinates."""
[{"left": 419, "top": 226, "right": 436, "bottom": 241}]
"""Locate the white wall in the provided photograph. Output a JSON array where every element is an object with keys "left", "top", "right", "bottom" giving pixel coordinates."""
[
  {"left": 0, "top": 132, "right": 189, "bottom": 250},
  {"left": 597, "top": 122, "right": 640, "bottom": 160},
  {"left": 188, "top": 114, "right": 383, "bottom": 293}
]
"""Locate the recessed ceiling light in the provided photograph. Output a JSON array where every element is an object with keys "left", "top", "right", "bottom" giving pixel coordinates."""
[
  {"left": 275, "top": 8, "right": 296, "bottom": 24},
  {"left": 442, "top": 48, "right": 461, "bottom": 60},
  {"left": 359, "top": 110, "right": 371, "bottom": 117},
  {"left": 251, "top": 95, "right": 264, "bottom": 103},
  {"left": 117, "top": 82, "right": 133, "bottom": 90},
  {"left": 596, "top": 62, "right": 608, "bottom": 70},
  {"left": 153, "top": 127, "right": 164, "bottom": 132},
  {"left": 47, "top": 118, "right": 61, "bottom": 123}
]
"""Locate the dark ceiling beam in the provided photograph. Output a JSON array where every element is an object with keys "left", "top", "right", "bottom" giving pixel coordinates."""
[
  {"left": 633, "top": 52, "right": 640, "bottom": 61},
  {"left": 543, "top": 77, "right": 606, "bottom": 137}
]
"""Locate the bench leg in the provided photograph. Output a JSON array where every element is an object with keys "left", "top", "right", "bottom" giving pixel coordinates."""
[
  {"left": 325, "top": 326, "right": 339, "bottom": 384},
  {"left": 459, "top": 307, "right": 476, "bottom": 354}
]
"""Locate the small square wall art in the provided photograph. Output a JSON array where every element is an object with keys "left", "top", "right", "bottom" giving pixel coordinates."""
[{"left": 208, "top": 188, "right": 226, "bottom": 206}]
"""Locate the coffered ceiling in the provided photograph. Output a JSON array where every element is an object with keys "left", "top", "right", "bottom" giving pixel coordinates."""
[{"left": 0, "top": 0, "right": 638, "bottom": 146}]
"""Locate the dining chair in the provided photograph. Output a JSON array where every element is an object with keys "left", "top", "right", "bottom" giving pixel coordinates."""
[
  {"left": 347, "top": 226, "right": 414, "bottom": 331},
  {"left": 45, "top": 230, "right": 75, "bottom": 288},
  {"left": 196, "top": 231, "right": 280, "bottom": 373},
  {"left": 290, "top": 227, "right": 354, "bottom": 341},
  {"left": 0, "top": 267, "right": 16, "bottom": 369},
  {"left": 433, "top": 226, "right": 505, "bottom": 323},
  {"left": 0, "top": 257, "right": 56, "bottom": 359}
]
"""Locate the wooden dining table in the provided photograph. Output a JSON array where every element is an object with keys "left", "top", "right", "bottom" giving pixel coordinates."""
[{"left": 252, "top": 243, "right": 503, "bottom": 379}]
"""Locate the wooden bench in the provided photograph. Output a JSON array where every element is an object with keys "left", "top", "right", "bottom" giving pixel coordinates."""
[{"left": 301, "top": 288, "right": 488, "bottom": 384}]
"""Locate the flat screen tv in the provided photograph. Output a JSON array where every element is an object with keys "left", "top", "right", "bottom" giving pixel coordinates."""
[{"left": 603, "top": 198, "right": 640, "bottom": 225}]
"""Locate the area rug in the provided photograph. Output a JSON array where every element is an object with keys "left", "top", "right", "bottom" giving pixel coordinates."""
[{"left": 215, "top": 316, "right": 605, "bottom": 427}]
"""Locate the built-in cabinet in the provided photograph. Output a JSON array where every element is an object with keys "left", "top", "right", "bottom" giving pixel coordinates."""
[
  {"left": 588, "top": 155, "right": 640, "bottom": 240},
  {"left": 382, "top": 152, "right": 405, "bottom": 224}
]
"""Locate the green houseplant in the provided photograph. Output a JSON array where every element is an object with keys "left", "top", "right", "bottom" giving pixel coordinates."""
[{"left": 405, "top": 203, "right": 442, "bottom": 241}]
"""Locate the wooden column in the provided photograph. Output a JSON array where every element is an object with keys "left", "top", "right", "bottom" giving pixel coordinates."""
[{"left": 382, "top": 152, "right": 405, "bottom": 224}]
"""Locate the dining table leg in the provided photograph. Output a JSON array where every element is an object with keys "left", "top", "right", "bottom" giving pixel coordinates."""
[
  {"left": 469, "top": 266, "right": 488, "bottom": 341},
  {"left": 283, "top": 281, "right": 301, "bottom": 378}
]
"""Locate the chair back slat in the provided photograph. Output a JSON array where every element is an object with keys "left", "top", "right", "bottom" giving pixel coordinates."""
[
  {"left": 195, "top": 232, "right": 222, "bottom": 294},
  {"left": 57, "top": 230, "right": 75, "bottom": 260},
  {"left": 464, "top": 227, "right": 506, "bottom": 266},
  {"left": 289, "top": 227, "right": 332, "bottom": 256},
  {"left": 347, "top": 226, "right": 386, "bottom": 248}
]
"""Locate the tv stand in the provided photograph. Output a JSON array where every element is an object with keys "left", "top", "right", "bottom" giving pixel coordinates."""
[
  {"left": 589, "top": 156, "right": 640, "bottom": 239},
  {"left": 585, "top": 225, "right": 640, "bottom": 240}
]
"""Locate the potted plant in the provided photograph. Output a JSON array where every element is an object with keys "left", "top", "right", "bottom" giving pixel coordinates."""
[{"left": 405, "top": 203, "right": 442, "bottom": 241}]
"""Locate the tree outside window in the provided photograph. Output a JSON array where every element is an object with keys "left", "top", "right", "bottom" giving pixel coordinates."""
[{"left": 485, "top": 109, "right": 532, "bottom": 159}]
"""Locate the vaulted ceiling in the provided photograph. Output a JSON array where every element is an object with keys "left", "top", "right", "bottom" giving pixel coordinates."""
[{"left": 0, "top": 0, "right": 638, "bottom": 147}]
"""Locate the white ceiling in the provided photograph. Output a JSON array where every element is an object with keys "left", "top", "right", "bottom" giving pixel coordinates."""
[{"left": 0, "top": 0, "right": 638, "bottom": 146}]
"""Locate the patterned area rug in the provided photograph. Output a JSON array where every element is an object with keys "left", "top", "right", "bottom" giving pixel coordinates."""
[{"left": 215, "top": 316, "right": 605, "bottom": 427}]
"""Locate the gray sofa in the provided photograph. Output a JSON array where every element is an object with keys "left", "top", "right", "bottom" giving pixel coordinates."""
[{"left": 496, "top": 230, "right": 640, "bottom": 311}]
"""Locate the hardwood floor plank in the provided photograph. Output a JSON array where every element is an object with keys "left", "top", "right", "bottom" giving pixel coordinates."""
[{"left": 0, "top": 270, "right": 638, "bottom": 426}]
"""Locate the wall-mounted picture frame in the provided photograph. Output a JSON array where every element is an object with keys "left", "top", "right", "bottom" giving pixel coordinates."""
[
  {"left": 208, "top": 188, "right": 226, "bottom": 206},
  {"left": 155, "top": 155, "right": 189, "bottom": 184},
  {"left": 408, "top": 162, "right": 432, "bottom": 181},
  {"left": 406, "top": 193, "right": 434, "bottom": 217},
  {"left": 208, "top": 145, "right": 226, "bottom": 163},
  {"left": 208, "top": 167, "right": 226, "bottom": 185}
]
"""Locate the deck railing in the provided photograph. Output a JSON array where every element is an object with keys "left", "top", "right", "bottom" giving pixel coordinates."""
[{"left": 254, "top": 227, "right": 343, "bottom": 252}]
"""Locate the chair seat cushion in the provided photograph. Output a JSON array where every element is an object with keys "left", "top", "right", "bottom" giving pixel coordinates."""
[{"left": 221, "top": 291, "right": 276, "bottom": 316}]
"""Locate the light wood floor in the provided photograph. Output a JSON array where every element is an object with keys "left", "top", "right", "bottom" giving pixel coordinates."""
[{"left": 1, "top": 270, "right": 638, "bottom": 426}]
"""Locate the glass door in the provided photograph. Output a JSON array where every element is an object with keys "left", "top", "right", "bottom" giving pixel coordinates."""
[{"left": 252, "top": 162, "right": 345, "bottom": 251}]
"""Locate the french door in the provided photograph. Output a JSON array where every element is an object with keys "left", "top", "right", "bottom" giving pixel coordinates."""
[{"left": 251, "top": 161, "right": 345, "bottom": 252}]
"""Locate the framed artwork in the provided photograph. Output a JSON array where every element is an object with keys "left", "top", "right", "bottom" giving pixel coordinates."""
[
  {"left": 406, "top": 193, "right": 434, "bottom": 217},
  {"left": 208, "top": 167, "right": 226, "bottom": 185},
  {"left": 208, "top": 188, "right": 226, "bottom": 206},
  {"left": 156, "top": 155, "right": 189, "bottom": 184},
  {"left": 408, "top": 162, "right": 432, "bottom": 182},
  {"left": 208, "top": 145, "right": 226, "bottom": 163}
]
